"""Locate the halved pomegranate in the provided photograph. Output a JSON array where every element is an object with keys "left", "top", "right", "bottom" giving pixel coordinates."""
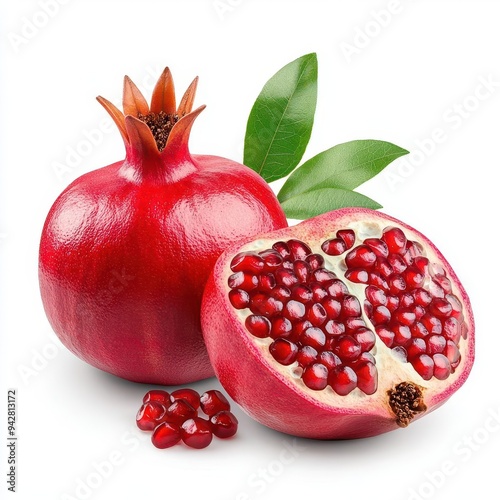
[{"left": 201, "top": 208, "right": 474, "bottom": 439}]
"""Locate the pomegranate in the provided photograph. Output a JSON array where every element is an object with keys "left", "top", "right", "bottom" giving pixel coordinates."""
[
  {"left": 38, "top": 68, "right": 287, "bottom": 384},
  {"left": 201, "top": 208, "right": 474, "bottom": 439}
]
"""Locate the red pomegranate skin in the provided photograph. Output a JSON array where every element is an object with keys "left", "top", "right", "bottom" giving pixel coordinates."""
[{"left": 39, "top": 71, "right": 288, "bottom": 385}]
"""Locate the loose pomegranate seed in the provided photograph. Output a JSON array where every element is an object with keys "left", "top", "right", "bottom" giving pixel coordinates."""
[
  {"left": 382, "top": 226, "right": 407, "bottom": 254},
  {"left": 143, "top": 389, "right": 170, "bottom": 405},
  {"left": 228, "top": 289, "right": 250, "bottom": 309},
  {"left": 412, "top": 354, "right": 434, "bottom": 380},
  {"left": 302, "top": 363, "right": 329, "bottom": 390},
  {"left": 269, "top": 338, "right": 298, "bottom": 365},
  {"left": 210, "top": 411, "right": 239, "bottom": 439},
  {"left": 227, "top": 271, "right": 258, "bottom": 291},
  {"left": 322, "top": 237, "right": 347, "bottom": 256},
  {"left": 345, "top": 269, "right": 369, "bottom": 283},
  {"left": 308, "top": 303, "right": 328, "bottom": 326},
  {"left": 300, "top": 327, "right": 326, "bottom": 350},
  {"left": 355, "top": 362, "right": 377, "bottom": 395},
  {"left": 136, "top": 401, "right": 167, "bottom": 431},
  {"left": 170, "top": 388, "right": 201, "bottom": 410},
  {"left": 288, "top": 239, "right": 312, "bottom": 261},
  {"left": 270, "top": 317, "right": 293, "bottom": 339},
  {"left": 230, "top": 251, "right": 265, "bottom": 273},
  {"left": 364, "top": 238, "right": 389, "bottom": 258},
  {"left": 329, "top": 366, "right": 357, "bottom": 395},
  {"left": 336, "top": 229, "right": 356, "bottom": 248},
  {"left": 200, "top": 390, "right": 231, "bottom": 416},
  {"left": 433, "top": 353, "right": 451, "bottom": 380},
  {"left": 165, "top": 400, "right": 197, "bottom": 424},
  {"left": 296, "top": 345, "right": 318, "bottom": 367},
  {"left": 181, "top": 418, "right": 213, "bottom": 449},
  {"left": 245, "top": 315, "right": 271, "bottom": 338},
  {"left": 334, "top": 335, "right": 361, "bottom": 362},
  {"left": 151, "top": 422, "right": 182, "bottom": 449},
  {"left": 345, "top": 245, "right": 377, "bottom": 269}
]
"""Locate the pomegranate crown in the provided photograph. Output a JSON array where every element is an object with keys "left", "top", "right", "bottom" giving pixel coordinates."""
[{"left": 96, "top": 67, "right": 205, "bottom": 158}]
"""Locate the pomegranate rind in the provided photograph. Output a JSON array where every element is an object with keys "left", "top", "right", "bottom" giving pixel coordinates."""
[{"left": 201, "top": 208, "right": 474, "bottom": 439}]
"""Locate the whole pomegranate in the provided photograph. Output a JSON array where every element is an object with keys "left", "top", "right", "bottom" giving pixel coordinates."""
[
  {"left": 201, "top": 208, "right": 474, "bottom": 439},
  {"left": 38, "top": 68, "right": 287, "bottom": 384}
]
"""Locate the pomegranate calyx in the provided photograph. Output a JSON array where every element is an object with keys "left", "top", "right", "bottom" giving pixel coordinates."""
[{"left": 388, "top": 382, "right": 427, "bottom": 428}]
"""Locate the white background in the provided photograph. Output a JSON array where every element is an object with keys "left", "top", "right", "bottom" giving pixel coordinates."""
[{"left": 1, "top": 1, "right": 498, "bottom": 499}]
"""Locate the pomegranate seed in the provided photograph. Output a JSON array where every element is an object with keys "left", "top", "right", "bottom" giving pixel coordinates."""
[
  {"left": 334, "top": 335, "right": 361, "bottom": 362},
  {"left": 392, "top": 346, "right": 407, "bottom": 362},
  {"left": 393, "top": 308, "right": 416, "bottom": 326},
  {"left": 420, "top": 314, "right": 442, "bottom": 335},
  {"left": 329, "top": 366, "right": 357, "bottom": 395},
  {"left": 227, "top": 272, "right": 258, "bottom": 291},
  {"left": 275, "top": 268, "right": 299, "bottom": 287},
  {"left": 136, "top": 401, "right": 167, "bottom": 431},
  {"left": 430, "top": 262, "right": 446, "bottom": 277},
  {"left": 325, "top": 279, "right": 349, "bottom": 298},
  {"left": 430, "top": 298, "right": 453, "bottom": 318},
  {"left": 165, "top": 400, "right": 197, "bottom": 424},
  {"left": 446, "top": 294, "right": 463, "bottom": 317},
  {"left": 311, "top": 283, "right": 329, "bottom": 301},
  {"left": 250, "top": 294, "right": 283, "bottom": 317},
  {"left": 288, "top": 239, "right": 312, "bottom": 260},
  {"left": 426, "top": 335, "right": 446, "bottom": 355},
  {"left": 270, "top": 317, "right": 293, "bottom": 339},
  {"left": 151, "top": 422, "right": 182, "bottom": 449},
  {"left": 305, "top": 253, "right": 325, "bottom": 270},
  {"left": 345, "top": 317, "right": 366, "bottom": 332},
  {"left": 345, "top": 268, "right": 369, "bottom": 283},
  {"left": 272, "top": 241, "right": 290, "bottom": 258},
  {"left": 413, "top": 288, "right": 432, "bottom": 306},
  {"left": 181, "top": 418, "right": 213, "bottom": 449},
  {"left": 374, "top": 257, "right": 393, "bottom": 278},
  {"left": 404, "top": 267, "right": 424, "bottom": 289},
  {"left": 364, "top": 238, "right": 389, "bottom": 258},
  {"left": 413, "top": 305, "right": 426, "bottom": 320},
  {"left": 444, "top": 340, "right": 460, "bottom": 365},
  {"left": 210, "top": 411, "right": 239, "bottom": 439},
  {"left": 318, "top": 351, "right": 341, "bottom": 371},
  {"left": 365, "top": 285, "right": 387, "bottom": 306},
  {"left": 413, "top": 256, "right": 429, "bottom": 274},
  {"left": 406, "top": 338, "right": 427, "bottom": 360},
  {"left": 337, "top": 229, "right": 356, "bottom": 248},
  {"left": 324, "top": 320, "right": 345, "bottom": 336},
  {"left": 429, "top": 280, "right": 445, "bottom": 298},
  {"left": 245, "top": 315, "right": 271, "bottom": 338},
  {"left": 228, "top": 289, "right": 250, "bottom": 309},
  {"left": 259, "top": 249, "right": 283, "bottom": 272},
  {"left": 293, "top": 319, "right": 313, "bottom": 336},
  {"left": 170, "top": 388, "right": 201, "bottom": 409},
  {"left": 269, "top": 338, "right": 298, "bottom": 365},
  {"left": 386, "top": 295, "right": 400, "bottom": 312},
  {"left": 375, "top": 326, "right": 395, "bottom": 347},
  {"left": 382, "top": 226, "right": 407, "bottom": 254},
  {"left": 322, "top": 298, "right": 342, "bottom": 319},
  {"left": 388, "top": 254, "right": 407, "bottom": 274},
  {"left": 434, "top": 274, "right": 452, "bottom": 294},
  {"left": 353, "top": 327, "right": 376, "bottom": 351},
  {"left": 364, "top": 300, "right": 373, "bottom": 317},
  {"left": 341, "top": 295, "right": 361, "bottom": 317},
  {"left": 443, "top": 317, "right": 461, "bottom": 344},
  {"left": 345, "top": 245, "right": 377, "bottom": 269},
  {"left": 200, "top": 390, "right": 231, "bottom": 417},
  {"left": 294, "top": 260, "right": 311, "bottom": 283},
  {"left": 354, "top": 352, "right": 376, "bottom": 366},
  {"left": 302, "top": 363, "right": 329, "bottom": 390},
  {"left": 411, "top": 321, "right": 429, "bottom": 339},
  {"left": 407, "top": 240, "right": 424, "bottom": 258},
  {"left": 230, "top": 251, "right": 265, "bottom": 273},
  {"left": 392, "top": 323, "right": 412, "bottom": 347},
  {"left": 371, "top": 305, "right": 391, "bottom": 325},
  {"left": 259, "top": 273, "right": 276, "bottom": 291},
  {"left": 400, "top": 293, "right": 415, "bottom": 308},
  {"left": 321, "top": 237, "right": 347, "bottom": 256},
  {"left": 283, "top": 300, "right": 306, "bottom": 320},
  {"left": 355, "top": 362, "right": 377, "bottom": 395},
  {"left": 412, "top": 354, "right": 434, "bottom": 380},
  {"left": 368, "top": 272, "right": 389, "bottom": 291},
  {"left": 313, "top": 268, "right": 337, "bottom": 282},
  {"left": 296, "top": 345, "right": 318, "bottom": 367},
  {"left": 308, "top": 303, "right": 328, "bottom": 326},
  {"left": 389, "top": 274, "right": 406, "bottom": 295},
  {"left": 143, "top": 390, "right": 170, "bottom": 405},
  {"left": 433, "top": 353, "right": 451, "bottom": 380},
  {"left": 290, "top": 284, "right": 312, "bottom": 302},
  {"left": 300, "top": 327, "right": 326, "bottom": 350},
  {"left": 271, "top": 285, "right": 292, "bottom": 301}
]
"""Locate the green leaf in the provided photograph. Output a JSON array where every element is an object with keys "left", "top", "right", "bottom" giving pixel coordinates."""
[
  {"left": 243, "top": 53, "right": 318, "bottom": 183},
  {"left": 280, "top": 188, "right": 382, "bottom": 220},
  {"left": 278, "top": 140, "right": 409, "bottom": 202}
]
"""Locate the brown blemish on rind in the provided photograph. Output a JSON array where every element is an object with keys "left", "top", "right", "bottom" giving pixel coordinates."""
[
  {"left": 137, "top": 111, "right": 179, "bottom": 152},
  {"left": 388, "top": 382, "right": 427, "bottom": 427}
]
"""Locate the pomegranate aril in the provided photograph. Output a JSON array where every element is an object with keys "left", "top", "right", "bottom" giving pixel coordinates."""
[
  {"left": 300, "top": 327, "right": 326, "bottom": 350},
  {"left": 421, "top": 314, "right": 442, "bottom": 335},
  {"left": 151, "top": 422, "right": 181, "bottom": 449},
  {"left": 308, "top": 303, "right": 328, "bottom": 326},
  {"left": 392, "top": 323, "right": 412, "bottom": 347},
  {"left": 302, "top": 363, "right": 329, "bottom": 390},
  {"left": 345, "top": 245, "right": 377, "bottom": 269},
  {"left": 374, "top": 257, "right": 393, "bottom": 278},
  {"left": 200, "top": 390, "right": 231, "bottom": 416},
  {"left": 426, "top": 334, "right": 446, "bottom": 355},
  {"left": 400, "top": 293, "right": 415, "bottom": 308},
  {"left": 165, "top": 399, "right": 197, "bottom": 424},
  {"left": 318, "top": 351, "right": 341, "bottom": 371},
  {"left": 283, "top": 300, "right": 306, "bottom": 321},
  {"left": 386, "top": 295, "right": 400, "bottom": 312},
  {"left": 364, "top": 238, "right": 389, "bottom": 258},
  {"left": 143, "top": 389, "right": 170, "bottom": 405},
  {"left": 250, "top": 294, "right": 283, "bottom": 317},
  {"left": 272, "top": 241, "right": 290, "bottom": 259},
  {"left": 311, "top": 283, "right": 328, "bottom": 301},
  {"left": 413, "top": 288, "right": 432, "bottom": 307},
  {"left": 371, "top": 305, "right": 391, "bottom": 325},
  {"left": 324, "top": 320, "right": 345, "bottom": 336},
  {"left": 228, "top": 272, "right": 258, "bottom": 291},
  {"left": 322, "top": 298, "right": 341, "bottom": 319},
  {"left": 355, "top": 362, "right": 377, "bottom": 395},
  {"left": 411, "top": 321, "right": 429, "bottom": 339},
  {"left": 434, "top": 274, "right": 452, "bottom": 294},
  {"left": 393, "top": 308, "right": 416, "bottom": 326},
  {"left": 294, "top": 260, "right": 311, "bottom": 283},
  {"left": 443, "top": 317, "right": 461, "bottom": 344},
  {"left": 444, "top": 340, "right": 460, "bottom": 365},
  {"left": 210, "top": 411, "right": 238, "bottom": 439},
  {"left": 334, "top": 335, "right": 361, "bottom": 362},
  {"left": 365, "top": 285, "right": 387, "bottom": 306},
  {"left": 345, "top": 317, "right": 366, "bottom": 332},
  {"left": 259, "top": 273, "right": 276, "bottom": 291},
  {"left": 414, "top": 305, "right": 426, "bottom": 320},
  {"left": 345, "top": 269, "right": 369, "bottom": 284},
  {"left": 313, "top": 268, "right": 337, "bottom": 282},
  {"left": 322, "top": 237, "right": 347, "bottom": 256},
  {"left": 389, "top": 274, "right": 406, "bottom": 295},
  {"left": 329, "top": 366, "right": 357, "bottom": 396},
  {"left": 341, "top": 295, "right": 361, "bottom": 317},
  {"left": 430, "top": 298, "right": 453, "bottom": 318},
  {"left": 388, "top": 254, "right": 407, "bottom": 274},
  {"left": 382, "top": 226, "right": 407, "bottom": 254},
  {"left": 293, "top": 319, "right": 313, "bottom": 336},
  {"left": 275, "top": 269, "right": 299, "bottom": 287},
  {"left": 230, "top": 251, "right": 264, "bottom": 273},
  {"left": 406, "top": 338, "right": 427, "bottom": 360},
  {"left": 269, "top": 338, "right": 298, "bottom": 365},
  {"left": 375, "top": 326, "right": 395, "bottom": 347},
  {"left": 245, "top": 315, "right": 271, "bottom": 338},
  {"left": 353, "top": 327, "right": 376, "bottom": 352},
  {"left": 228, "top": 289, "right": 250, "bottom": 309},
  {"left": 392, "top": 346, "right": 407, "bottom": 362},
  {"left": 271, "top": 285, "right": 291, "bottom": 301},
  {"left": 270, "top": 317, "right": 293, "bottom": 339},
  {"left": 404, "top": 267, "right": 424, "bottom": 289},
  {"left": 429, "top": 280, "right": 445, "bottom": 299},
  {"left": 136, "top": 401, "right": 167, "bottom": 431},
  {"left": 368, "top": 272, "right": 389, "bottom": 291},
  {"left": 259, "top": 249, "right": 283, "bottom": 272},
  {"left": 181, "top": 418, "right": 213, "bottom": 449},
  {"left": 407, "top": 240, "right": 424, "bottom": 258},
  {"left": 412, "top": 354, "right": 434, "bottom": 380},
  {"left": 413, "top": 256, "right": 429, "bottom": 274},
  {"left": 296, "top": 345, "right": 318, "bottom": 367},
  {"left": 337, "top": 229, "right": 356, "bottom": 249},
  {"left": 305, "top": 253, "right": 325, "bottom": 270},
  {"left": 288, "top": 239, "right": 312, "bottom": 261},
  {"left": 325, "top": 279, "right": 349, "bottom": 298},
  {"left": 447, "top": 294, "right": 463, "bottom": 318},
  {"left": 170, "top": 388, "right": 201, "bottom": 409},
  {"left": 433, "top": 353, "right": 451, "bottom": 380}
]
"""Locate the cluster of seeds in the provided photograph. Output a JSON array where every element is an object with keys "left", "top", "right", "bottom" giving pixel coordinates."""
[
  {"left": 227, "top": 226, "right": 466, "bottom": 393},
  {"left": 336, "top": 226, "right": 466, "bottom": 381},
  {"left": 136, "top": 388, "right": 238, "bottom": 449}
]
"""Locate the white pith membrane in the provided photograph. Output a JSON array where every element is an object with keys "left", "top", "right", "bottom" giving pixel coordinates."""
[{"left": 224, "top": 218, "right": 472, "bottom": 423}]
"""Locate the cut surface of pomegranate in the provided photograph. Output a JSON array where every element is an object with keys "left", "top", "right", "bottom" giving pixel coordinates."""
[
  {"left": 202, "top": 208, "right": 474, "bottom": 439},
  {"left": 38, "top": 68, "right": 287, "bottom": 385}
]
